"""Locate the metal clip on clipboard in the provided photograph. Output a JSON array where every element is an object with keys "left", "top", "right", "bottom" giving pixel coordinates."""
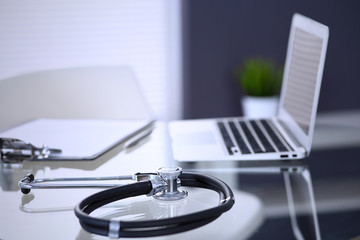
[
  {"left": 0, "top": 138, "right": 62, "bottom": 163},
  {"left": 0, "top": 119, "right": 155, "bottom": 163}
]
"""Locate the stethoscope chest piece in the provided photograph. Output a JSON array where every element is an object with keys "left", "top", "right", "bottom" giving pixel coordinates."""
[{"left": 153, "top": 167, "right": 188, "bottom": 201}]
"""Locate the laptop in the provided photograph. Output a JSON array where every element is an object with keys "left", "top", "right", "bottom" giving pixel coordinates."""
[{"left": 168, "top": 13, "right": 329, "bottom": 162}]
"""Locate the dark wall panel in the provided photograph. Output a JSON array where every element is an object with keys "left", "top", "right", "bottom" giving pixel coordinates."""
[{"left": 182, "top": 0, "right": 360, "bottom": 119}]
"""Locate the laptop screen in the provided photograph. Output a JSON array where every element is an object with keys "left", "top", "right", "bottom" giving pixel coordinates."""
[{"left": 282, "top": 27, "right": 324, "bottom": 136}]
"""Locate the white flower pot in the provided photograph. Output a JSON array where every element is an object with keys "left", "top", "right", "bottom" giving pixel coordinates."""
[{"left": 241, "top": 96, "right": 279, "bottom": 118}]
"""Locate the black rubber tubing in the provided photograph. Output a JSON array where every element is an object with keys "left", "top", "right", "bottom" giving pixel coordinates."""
[{"left": 74, "top": 172, "right": 235, "bottom": 238}]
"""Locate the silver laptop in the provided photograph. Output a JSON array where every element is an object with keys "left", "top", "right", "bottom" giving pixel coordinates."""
[{"left": 169, "top": 13, "right": 329, "bottom": 162}]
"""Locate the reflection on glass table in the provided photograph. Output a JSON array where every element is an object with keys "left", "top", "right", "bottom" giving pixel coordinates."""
[{"left": 180, "top": 160, "right": 320, "bottom": 240}]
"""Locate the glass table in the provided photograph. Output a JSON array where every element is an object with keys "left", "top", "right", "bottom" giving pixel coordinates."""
[{"left": 1, "top": 117, "right": 359, "bottom": 240}]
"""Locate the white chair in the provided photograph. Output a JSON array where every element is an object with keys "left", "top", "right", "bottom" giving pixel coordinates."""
[{"left": 0, "top": 66, "right": 152, "bottom": 132}]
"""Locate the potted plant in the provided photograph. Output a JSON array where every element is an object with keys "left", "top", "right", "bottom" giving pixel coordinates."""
[{"left": 234, "top": 57, "right": 282, "bottom": 118}]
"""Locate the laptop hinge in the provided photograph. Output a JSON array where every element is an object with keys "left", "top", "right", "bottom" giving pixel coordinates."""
[{"left": 277, "top": 119, "right": 304, "bottom": 151}]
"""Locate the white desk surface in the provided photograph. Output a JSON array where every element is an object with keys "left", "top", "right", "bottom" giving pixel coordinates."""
[{"left": 0, "top": 123, "right": 264, "bottom": 240}]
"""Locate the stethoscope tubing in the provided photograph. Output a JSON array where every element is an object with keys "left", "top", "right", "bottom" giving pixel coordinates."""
[{"left": 74, "top": 172, "right": 235, "bottom": 238}]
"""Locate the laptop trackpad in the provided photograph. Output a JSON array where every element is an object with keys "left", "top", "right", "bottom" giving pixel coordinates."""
[{"left": 173, "top": 131, "right": 217, "bottom": 146}]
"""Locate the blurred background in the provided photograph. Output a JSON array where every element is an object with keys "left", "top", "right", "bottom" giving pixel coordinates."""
[
  {"left": 1, "top": 0, "right": 359, "bottom": 120},
  {"left": 182, "top": 0, "right": 360, "bottom": 119}
]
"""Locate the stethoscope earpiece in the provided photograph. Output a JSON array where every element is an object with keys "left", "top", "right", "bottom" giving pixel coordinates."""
[{"left": 20, "top": 173, "right": 35, "bottom": 194}]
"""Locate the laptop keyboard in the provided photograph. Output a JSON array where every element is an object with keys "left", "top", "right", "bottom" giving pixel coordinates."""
[{"left": 217, "top": 119, "right": 293, "bottom": 155}]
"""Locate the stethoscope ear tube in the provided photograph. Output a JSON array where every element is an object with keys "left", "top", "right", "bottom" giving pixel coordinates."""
[{"left": 74, "top": 172, "right": 235, "bottom": 238}]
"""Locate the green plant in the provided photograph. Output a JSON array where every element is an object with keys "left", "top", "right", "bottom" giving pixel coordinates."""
[{"left": 234, "top": 57, "right": 283, "bottom": 97}]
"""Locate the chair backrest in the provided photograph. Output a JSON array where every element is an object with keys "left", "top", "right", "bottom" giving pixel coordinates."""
[{"left": 0, "top": 66, "right": 152, "bottom": 132}]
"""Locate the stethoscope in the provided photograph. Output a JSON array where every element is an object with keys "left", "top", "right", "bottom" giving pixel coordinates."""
[{"left": 19, "top": 167, "right": 235, "bottom": 238}]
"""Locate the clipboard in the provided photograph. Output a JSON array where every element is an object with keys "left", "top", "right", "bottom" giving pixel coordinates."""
[{"left": 0, "top": 118, "right": 155, "bottom": 162}]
